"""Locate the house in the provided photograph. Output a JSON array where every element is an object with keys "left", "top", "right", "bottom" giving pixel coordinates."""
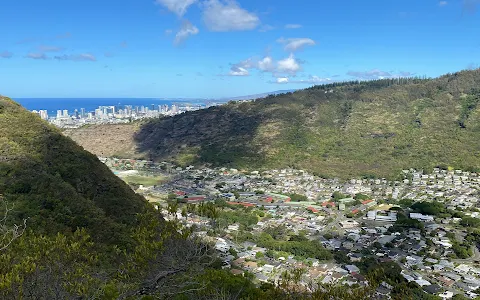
[
  {"left": 263, "top": 264, "right": 275, "bottom": 273},
  {"left": 423, "top": 284, "right": 442, "bottom": 295},
  {"left": 340, "top": 220, "right": 359, "bottom": 229},
  {"left": 256, "top": 273, "right": 269, "bottom": 282},
  {"left": 438, "top": 291, "right": 454, "bottom": 299},
  {"left": 345, "top": 264, "right": 360, "bottom": 274},
  {"left": 349, "top": 253, "right": 363, "bottom": 262},
  {"left": 230, "top": 269, "right": 244, "bottom": 276},
  {"left": 244, "top": 261, "right": 258, "bottom": 272},
  {"left": 410, "top": 213, "right": 434, "bottom": 222}
]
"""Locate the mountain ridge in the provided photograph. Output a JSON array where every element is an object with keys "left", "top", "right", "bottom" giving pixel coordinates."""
[
  {"left": 65, "top": 69, "right": 480, "bottom": 179},
  {"left": 0, "top": 96, "right": 149, "bottom": 246}
]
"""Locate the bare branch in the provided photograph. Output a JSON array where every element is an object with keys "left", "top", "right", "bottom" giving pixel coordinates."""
[{"left": 0, "top": 195, "right": 27, "bottom": 251}]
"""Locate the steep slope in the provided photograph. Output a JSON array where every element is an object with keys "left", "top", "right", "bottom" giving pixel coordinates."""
[
  {"left": 66, "top": 69, "right": 480, "bottom": 179},
  {"left": 0, "top": 96, "right": 148, "bottom": 246}
]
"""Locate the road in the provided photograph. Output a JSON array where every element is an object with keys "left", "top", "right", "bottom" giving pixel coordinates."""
[{"left": 321, "top": 211, "right": 346, "bottom": 234}]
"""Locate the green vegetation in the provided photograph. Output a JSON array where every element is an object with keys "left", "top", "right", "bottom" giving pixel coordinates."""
[
  {"left": 0, "top": 96, "right": 147, "bottom": 246},
  {"left": 122, "top": 174, "right": 164, "bottom": 186},
  {"left": 256, "top": 232, "right": 332, "bottom": 260},
  {"left": 128, "top": 69, "right": 480, "bottom": 179},
  {"left": 332, "top": 191, "right": 348, "bottom": 201},
  {"left": 354, "top": 193, "right": 370, "bottom": 200},
  {"left": 390, "top": 211, "right": 424, "bottom": 231},
  {"left": 0, "top": 96, "right": 457, "bottom": 299},
  {"left": 411, "top": 201, "right": 446, "bottom": 216},
  {"left": 288, "top": 193, "right": 308, "bottom": 202}
]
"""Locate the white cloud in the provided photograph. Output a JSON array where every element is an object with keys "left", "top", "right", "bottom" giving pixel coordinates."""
[
  {"left": 231, "top": 58, "right": 255, "bottom": 69},
  {"left": 277, "top": 37, "right": 316, "bottom": 52},
  {"left": 285, "top": 24, "right": 302, "bottom": 29},
  {"left": 174, "top": 20, "right": 199, "bottom": 44},
  {"left": 203, "top": 0, "right": 260, "bottom": 31},
  {"left": 299, "top": 76, "right": 331, "bottom": 84},
  {"left": 228, "top": 54, "right": 304, "bottom": 77},
  {"left": 347, "top": 69, "right": 391, "bottom": 79},
  {"left": 165, "top": 29, "right": 173, "bottom": 35},
  {"left": 26, "top": 53, "right": 48, "bottom": 60},
  {"left": 439, "top": 1, "right": 448, "bottom": 6},
  {"left": 277, "top": 54, "right": 302, "bottom": 75},
  {"left": 276, "top": 77, "right": 289, "bottom": 84},
  {"left": 54, "top": 53, "right": 96, "bottom": 62},
  {"left": 270, "top": 75, "right": 333, "bottom": 84},
  {"left": 229, "top": 66, "right": 249, "bottom": 76},
  {"left": 258, "top": 56, "right": 275, "bottom": 72},
  {"left": 155, "top": 0, "right": 197, "bottom": 17},
  {"left": 346, "top": 69, "right": 414, "bottom": 80}
]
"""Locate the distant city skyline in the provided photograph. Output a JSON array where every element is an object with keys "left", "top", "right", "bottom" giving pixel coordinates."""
[{"left": 1, "top": 0, "right": 479, "bottom": 98}]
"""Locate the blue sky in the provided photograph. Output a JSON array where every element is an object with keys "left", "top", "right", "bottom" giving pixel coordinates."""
[{"left": 0, "top": 0, "right": 479, "bottom": 98}]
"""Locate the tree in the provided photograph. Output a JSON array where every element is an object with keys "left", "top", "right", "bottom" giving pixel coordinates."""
[
  {"left": 167, "top": 201, "right": 179, "bottom": 219},
  {"left": 181, "top": 207, "right": 188, "bottom": 221},
  {"left": 255, "top": 252, "right": 264, "bottom": 259},
  {"left": 354, "top": 193, "right": 370, "bottom": 200},
  {"left": 289, "top": 193, "right": 308, "bottom": 202},
  {"left": 332, "top": 191, "right": 347, "bottom": 200},
  {"left": 0, "top": 195, "right": 27, "bottom": 251},
  {"left": 167, "top": 193, "right": 178, "bottom": 200},
  {"left": 187, "top": 204, "right": 196, "bottom": 216}
]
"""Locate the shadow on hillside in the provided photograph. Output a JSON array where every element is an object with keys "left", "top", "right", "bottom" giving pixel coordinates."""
[{"left": 134, "top": 105, "right": 265, "bottom": 167}]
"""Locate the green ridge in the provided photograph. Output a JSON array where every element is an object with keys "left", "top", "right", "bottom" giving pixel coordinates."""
[{"left": 134, "top": 69, "right": 480, "bottom": 179}]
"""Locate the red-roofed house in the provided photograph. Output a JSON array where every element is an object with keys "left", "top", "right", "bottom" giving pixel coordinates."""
[
  {"left": 185, "top": 196, "right": 206, "bottom": 202},
  {"left": 264, "top": 196, "right": 273, "bottom": 203},
  {"left": 307, "top": 207, "right": 319, "bottom": 213}
]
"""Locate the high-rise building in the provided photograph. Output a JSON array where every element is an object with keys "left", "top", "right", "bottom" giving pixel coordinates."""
[
  {"left": 39, "top": 110, "right": 48, "bottom": 120},
  {"left": 57, "top": 110, "right": 62, "bottom": 119},
  {"left": 80, "top": 108, "right": 86, "bottom": 118},
  {"left": 63, "top": 110, "right": 69, "bottom": 118},
  {"left": 171, "top": 104, "right": 178, "bottom": 113}
]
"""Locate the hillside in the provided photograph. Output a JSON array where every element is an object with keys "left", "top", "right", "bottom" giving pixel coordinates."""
[
  {"left": 65, "top": 69, "right": 480, "bottom": 179},
  {"left": 0, "top": 96, "right": 148, "bottom": 246}
]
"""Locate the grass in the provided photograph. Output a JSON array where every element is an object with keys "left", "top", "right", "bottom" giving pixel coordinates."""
[{"left": 122, "top": 175, "right": 165, "bottom": 186}]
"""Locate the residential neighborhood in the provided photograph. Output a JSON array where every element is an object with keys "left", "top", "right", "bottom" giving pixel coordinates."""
[{"left": 103, "top": 157, "right": 480, "bottom": 299}]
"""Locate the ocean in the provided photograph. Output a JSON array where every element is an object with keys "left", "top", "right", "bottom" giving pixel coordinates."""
[{"left": 13, "top": 98, "right": 209, "bottom": 116}]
